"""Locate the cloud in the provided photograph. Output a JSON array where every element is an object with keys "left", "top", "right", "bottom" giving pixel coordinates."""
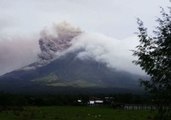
[
  {"left": 38, "top": 22, "right": 144, "bottom": 75},
  {"left": 0, "top": 0, "right": 169, "bottom": 39},
  {"left": 65, "top": 32, "right": 144, "bottom": 75},
  {"left": 0, "top": 36, "right": 40, "bottom": 75}
]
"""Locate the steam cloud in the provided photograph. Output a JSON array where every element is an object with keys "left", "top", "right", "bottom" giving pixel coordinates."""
[{"left": 37, "top": 22, "right": 143, "bottom": 75}]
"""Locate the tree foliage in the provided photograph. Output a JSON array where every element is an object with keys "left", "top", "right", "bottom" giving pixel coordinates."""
[{"left": 133, "top": 8, "right": 171, "bottom": 119}]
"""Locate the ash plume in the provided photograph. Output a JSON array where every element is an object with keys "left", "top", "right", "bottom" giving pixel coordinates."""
[{"left": 38, "top": 21, "right": 82, "bottom": 62}]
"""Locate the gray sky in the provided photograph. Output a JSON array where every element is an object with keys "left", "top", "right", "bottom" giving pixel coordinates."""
[
  {"left": 0, "top": 0, "right": 169, "bottom": 39},
  {"left": 0, "top": 0, "right": 170, "bottom": 75}
]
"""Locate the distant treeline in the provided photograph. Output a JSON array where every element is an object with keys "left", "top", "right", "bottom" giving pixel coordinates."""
[{"left": 0, "top": 92, "right": 153, "bottom": 107}]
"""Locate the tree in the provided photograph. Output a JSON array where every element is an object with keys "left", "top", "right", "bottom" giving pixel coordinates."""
[{"left": 132, "top": 8, "right": 171, "bottom": 120}]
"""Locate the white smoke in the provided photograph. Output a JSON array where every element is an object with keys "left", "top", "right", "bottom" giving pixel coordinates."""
[
  {"left": 63, "top": 33, "right": 143, "bottom": 75},
  {"left": 37, "top": 22, "right": 143, "bottom": 75}
]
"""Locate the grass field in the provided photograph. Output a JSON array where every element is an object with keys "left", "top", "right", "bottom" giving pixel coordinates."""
[{"left": 0, "top": 106, "right": 155, "bottom": 120}]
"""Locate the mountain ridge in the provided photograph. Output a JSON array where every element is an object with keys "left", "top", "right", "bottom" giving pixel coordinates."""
[{"left": 0, "top": 50, "right": 144, "bottom": 94}]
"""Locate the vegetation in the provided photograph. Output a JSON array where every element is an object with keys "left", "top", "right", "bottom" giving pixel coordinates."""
[
  {"left": 0, "top": 92, "right": 156, "bottom": 120},
  {"left": 133, "top": 8, "right": 171, "bottom": 119},
  {"left": 0, "top": 106, "right": 155, "bottom": 120},
  {"left": 0, "top": 92, "right": 152, "bottom": 107}
]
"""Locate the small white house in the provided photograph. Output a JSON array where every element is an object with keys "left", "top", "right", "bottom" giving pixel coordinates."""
[
  {"left": 88, "top": 99, "right": 104, "bottom": 105},
  {"left": 89, "top": 100, "right": 95, "bottom": 105},
  {"left": 77, "top": 99, "right": 82, "bottom": 103}
]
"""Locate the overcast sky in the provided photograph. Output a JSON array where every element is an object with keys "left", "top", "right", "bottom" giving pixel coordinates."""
[
  {"left": 0, "top": 0, "right": 169, "bottom": 39},
  {"left": 0, "top": 0, "right": 170, "bottom": 75}
]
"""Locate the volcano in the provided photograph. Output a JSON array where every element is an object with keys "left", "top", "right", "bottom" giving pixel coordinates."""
[
  {"left": 0, "top": 22, "right": 144, "bottom": 94},
  {"left": 0, "top": 50, "right": 144, "bottom": 94}
]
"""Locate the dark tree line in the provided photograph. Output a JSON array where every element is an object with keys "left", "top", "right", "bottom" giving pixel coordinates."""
[{"left": 0, "top": 92, "right": 152, "bottom": 108}]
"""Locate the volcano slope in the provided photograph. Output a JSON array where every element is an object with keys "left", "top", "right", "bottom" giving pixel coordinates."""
[{"left": 0, "top": 51, "right": 144, "bottom": 94}]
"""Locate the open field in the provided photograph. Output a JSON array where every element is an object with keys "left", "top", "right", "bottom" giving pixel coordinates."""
[{"left": 0, "top": 106, "right": 155, "bottom": 120}]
